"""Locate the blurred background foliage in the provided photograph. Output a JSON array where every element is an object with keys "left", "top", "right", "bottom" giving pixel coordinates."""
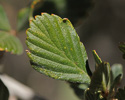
[{"left": 0, "top": 0, "right": 125, "bottom": 100}]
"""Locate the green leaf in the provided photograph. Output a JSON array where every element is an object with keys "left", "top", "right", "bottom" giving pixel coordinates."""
[
  {"left": 111, "top": 64, "right": 123, "bottom": 80},
  {"left": 115, "top": 87, "right": 125, "bottom": 100},
  {"left": 92, "top": 50, "right": 102, "bottom": 68},
  {"left": 0, "top": 79, "right": 9, "bottom": 100},
  {"left": 0, "top": 31, "right": 23, "bottom": 55},
  {"left": 26, "top": 13, "right": 90, "bottom": 83},
  {"left": 89, "top": 62, "right": 111, "bottom": 93},
  {"left": 0, "top": 5, "right": 11, "bottom": 31},
  {"left": 17, "top": 7, "right": 30, "bottom": 32}
]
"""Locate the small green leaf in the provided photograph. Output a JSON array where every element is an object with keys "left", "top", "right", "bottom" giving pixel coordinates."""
[
  {"left": 89, "top": 62, "right": 111, "bottom": 93},
  {"left": 0, "top": 79, "right": 9, "bottom": 100},
  {"left": 0, "top": 5, "right": 11, "bottom": 31},
  {"left": 26, "top": 13, "right": 90, "bottom": 83},
  {"left": 17, "top": 7, "right": 30, "bottom": 32},
  {"left": 0, "top": 31, "right": 23, "bottom": 55},
  {"left": 111, "top": 64, "right": 123, "bottom": 80},
  {"left": 92, "top": 50, "right": 102, "bottom": 68}
]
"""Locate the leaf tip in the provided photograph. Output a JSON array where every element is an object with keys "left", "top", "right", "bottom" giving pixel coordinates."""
[
  {"left": 35, "top": 15, "right": 37, "bottom": 19},
  {"left": 104, "top": 62, "right": 109, "bottom": 65},
  {"left": 92, "top": 50, "right": 96, "bottom": 54},
  {"left": 63, "top": 18, "right": 68, "bottom": 23},
  {"left": 41, "top": 12, "right": 47, "bottom": 15},
  {"left": 26, "top": 50, "right": 30, "bottom": 53},
  {"left": 51, "top": 14, "right": 55, "bottom": 16},
  {"left": 29, "top": 19, "right": 33, "bottom": 24},
  {"left": 26, "top": 28, "right": 30, "bottom": 35}
]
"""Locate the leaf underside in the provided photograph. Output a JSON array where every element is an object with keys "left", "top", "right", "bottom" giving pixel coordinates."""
[
  {"left": 26, "top": 13, "right": 90, "bottom": 83},
  {"left": 0, "top": 31, "right": 23, "bottom": 55}
]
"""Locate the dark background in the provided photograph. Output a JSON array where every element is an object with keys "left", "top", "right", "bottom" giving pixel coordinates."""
[{"left": 0, "top": 0, "right": 125, "bottom": 100}]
